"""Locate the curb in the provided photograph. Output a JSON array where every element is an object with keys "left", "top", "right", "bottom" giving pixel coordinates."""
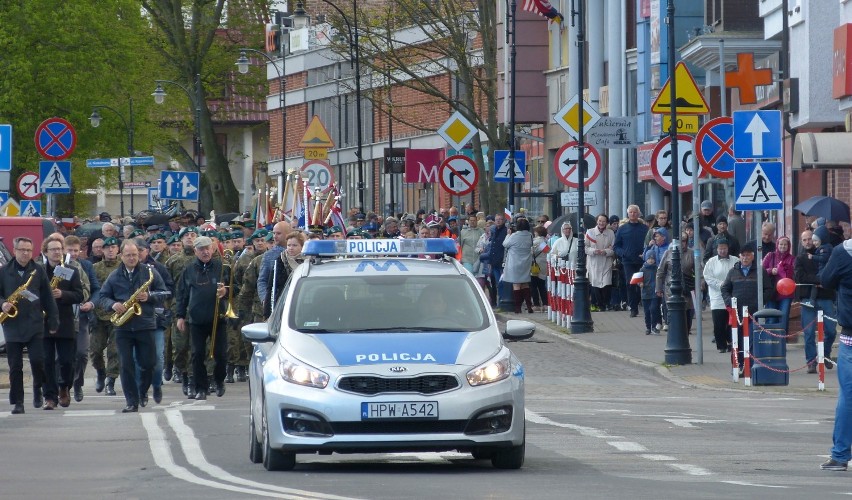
[{"left": 498, "top": 312, "right": 834, "bottom": 396}]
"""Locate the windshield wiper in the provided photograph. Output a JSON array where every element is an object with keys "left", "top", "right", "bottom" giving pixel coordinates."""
[
  {"left": 296, "top": 328, "right": 334, "bottom": 333},
  {"left": 345, "top": 327, "right": 451, "bottom": 333}
]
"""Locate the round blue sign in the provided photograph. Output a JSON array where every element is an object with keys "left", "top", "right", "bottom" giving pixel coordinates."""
[
  {"left": 34, "top": 117, "right": 77, "bottom": 160},
  {"left": 694, "top": 117, "right": 734, "bottom": 179}
]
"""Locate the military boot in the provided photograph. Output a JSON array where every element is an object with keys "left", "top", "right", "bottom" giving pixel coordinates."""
[
  {"left": 182, "top": 373, "right": 190, "bottom": 396},
  {"left": 104, "top": 377, "right": 116, "bottom": 396},
  {"left": 95, "top": 369, "right": 106, "bottom": 393},
  {"left": 225, "top": 364, "right": 235, "bottom": 384},
  {"left": 173, "top": 369, "right": 183, "bottom": 384},
  {"left": 163, "top": 363, "right": 173, "bottom": 381},
  {"left": 235, "top": 366, "right": 247, "bottom": 383}
]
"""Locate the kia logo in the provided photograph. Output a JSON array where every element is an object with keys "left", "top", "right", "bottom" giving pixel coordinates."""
[{"left": 389, "top": 366, "right": 407, "bottom": 373}]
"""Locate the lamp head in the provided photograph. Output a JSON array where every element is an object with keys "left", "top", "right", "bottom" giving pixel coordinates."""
[
  {"left": 236, "top": 51, "right": 250, "bottom": 75},
  {"left": 89, "top": 109, "right": 102, "bottom": 128},
  {"left": 152, "top": 84, "right": 167, "bottom": 105}
]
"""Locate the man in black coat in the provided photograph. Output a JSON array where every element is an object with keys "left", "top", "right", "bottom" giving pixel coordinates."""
[
  {"left": 0, "top": 237, "right": 59, "bottom": 414},
  {"left": 175, "top": 236, "right": 230, "bottom": 400},
  {"left": 41, "top": 237, "right": 84, "bottom": 410},
  {"left": 487, "top": 215, "right": 509, "bottom": 305},
  {"left": 97, "top": 240, "right": 168, "bottom": 413},
  {"left": 721, "top": 242, "right": 775, "bottom": 371}
]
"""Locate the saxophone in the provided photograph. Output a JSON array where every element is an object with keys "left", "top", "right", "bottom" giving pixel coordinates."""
[
  {"left": 110, "top": 266, "right": 155, "bottom": 326},
  {"left": 0, "top": 270, "right": 37, "bottom": 324},
  {"left": 49, "top": 257, "right": 66, "bottom": 289}
]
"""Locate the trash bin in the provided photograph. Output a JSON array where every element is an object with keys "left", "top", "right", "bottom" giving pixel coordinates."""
[{"left": 750, "top": 309, "right": 789, "bottom": 386}]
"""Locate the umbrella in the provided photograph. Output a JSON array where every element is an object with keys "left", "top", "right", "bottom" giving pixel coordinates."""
[
  {"left": 793, "top": 195, "right": 851, "bottom": 223},
  {"left": 547, "top": 212, "right": 596, "bottom": 235}
]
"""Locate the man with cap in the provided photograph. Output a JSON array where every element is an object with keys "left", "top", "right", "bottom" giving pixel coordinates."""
[
  {"left": 165, "top": 226, "right": 198, "bottom": 393},
  {"left": 704, "top": 216, "right": 741, "bottom": 262},
  {"left": 227, "top": 229, "right": 264, "bottom": 383},
  {"left": 148, "top": 233, "right": 169, "bottom": 264},
  {"left": 699, "top": 200, "right": 717, "bottom": 237},
  {"left": 167, "top": 234, "right": 182, "bottom": 256},
  {"left": 721, "top": 241, "right": 774, "bottom": 372},
  {"left": 176, "top": 236, "right": 230, "bottom": 400},
  {"left": 97, "top": 239, "right": 168, "bottom": 412},
  {"left": 362, "top": 221, "right": 380, "bottom": 239},
  {"left": 99, "top": 212, "right": 112, "bottom": 223},
  {"left": 91, "top": 236, "right": 122, "bottom": 396},
  {"left": 237, "top": 231, "right": 271, "bottom": 328},
  {"left": 447, "top": 216, "right": 460, "bottom": 238},
  {"left": 326, "top": 226, "right": 344, "bottom": 240}
]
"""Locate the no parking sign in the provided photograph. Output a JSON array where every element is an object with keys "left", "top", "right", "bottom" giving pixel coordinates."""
[
  {"left": 34, "top": 117, "right": 77, "bottom": 160},
  {"left": 694, "top": 117, "right": 734, "bottom": 178}
]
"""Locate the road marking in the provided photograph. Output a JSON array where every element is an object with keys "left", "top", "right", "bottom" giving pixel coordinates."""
[
  {"left": 140, "top": 413, "right": 288, "bottom": 498},
  {"left": 526, "top": 410, "right": 622, "bottom": 439},
  {"left": 163, "top": 409, "right": 362, "bottom": 500},
  {"left": 720, "top": 481, "right": 791, "bottom": 489},
  {"left": 664, "top": 418, "right": 725, "bottom": 428},
  {"left": 607, "top": 441, "right": 647, "bottom": 452},
  {"left": 668, "top": 463, "right": 712, "bottom": 476},
  {"left": 640, "top": 454, "right": 676, "bottom": 461},
  {"left": 64, "top": 410, "right": 116, "bottom": 417}
]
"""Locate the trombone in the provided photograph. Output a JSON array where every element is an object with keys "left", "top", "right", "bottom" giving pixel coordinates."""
[{"left": 210, "top": 247, "right": 238, "bottom": 359}]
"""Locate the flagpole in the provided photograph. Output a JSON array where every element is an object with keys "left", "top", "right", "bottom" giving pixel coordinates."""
[{"left": 508, "top": 0, "right": 518, "bottom": 214}]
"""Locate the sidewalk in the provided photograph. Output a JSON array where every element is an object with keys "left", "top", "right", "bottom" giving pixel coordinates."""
[{"left": 498, "top": 306, "right": 838, "bottom": 396}]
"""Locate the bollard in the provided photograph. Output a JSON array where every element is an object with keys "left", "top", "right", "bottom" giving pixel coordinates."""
[
  {"left": 743, "top": 306, "right": 751, "bottom": 387},
  {"left": 547, "top": 262, "right": 555, "bottom": 321},
  {"left": 731, "top": 297, "right": 739, "bottom": 382},
  {"left": 818, "top": 310, "right": 825, "bottom": 392},
  {"left": 565, "top": 269, "right": 575, "bottom": 328}
]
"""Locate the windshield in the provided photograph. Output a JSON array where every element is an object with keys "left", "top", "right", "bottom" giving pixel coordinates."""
[{"left": 290, "top": 275, "right": 488, "bottom": 333}]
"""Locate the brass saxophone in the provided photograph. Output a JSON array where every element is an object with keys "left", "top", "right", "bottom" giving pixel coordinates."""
[
  {"left": 0, "top": 270, "right": 37, "bottom": 324},
  {"left": 49, "top": 257, "right": 66, "bottom": 289},
  {"left": 110, "top": 266, "right": 155, "bottom": 326}
]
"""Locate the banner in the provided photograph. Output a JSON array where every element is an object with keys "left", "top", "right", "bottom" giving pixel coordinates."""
[{"left": 404, "top": 149, "right": 443, "bottom": 183}]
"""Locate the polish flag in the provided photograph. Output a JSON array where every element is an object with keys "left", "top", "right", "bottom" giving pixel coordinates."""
[{"left": 630, "top": 271, "right": 644, "bottom": 285}]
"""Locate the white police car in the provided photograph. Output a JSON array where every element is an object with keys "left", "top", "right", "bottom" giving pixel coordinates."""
[{"left": 242, "top": 238, "right": 534, "bottom": 471}]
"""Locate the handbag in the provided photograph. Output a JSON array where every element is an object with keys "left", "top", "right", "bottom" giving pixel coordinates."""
[{"left": 531, "top": 261, "right": 541, "bottom": 276}]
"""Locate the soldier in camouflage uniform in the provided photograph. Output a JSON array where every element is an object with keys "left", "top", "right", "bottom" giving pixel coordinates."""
[
  {"left": 165, "top": 226, "right": 198, "bottom": 395},
  {"left": 90, "top": 237, "right": 121, "bottom": 396},
  {"left": 228, "top": 229, "right": 266, "bottom": 382},
  {"left": 149, "top": 233, "right": 169, "bottom": 265},
  {"left": 237, "top": 231, "right": 272, "bottom": 329}
]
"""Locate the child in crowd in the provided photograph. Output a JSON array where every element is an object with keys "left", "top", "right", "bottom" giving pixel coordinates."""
[{"left": 640, "top": 246, "right": 661, "bottom": 335}]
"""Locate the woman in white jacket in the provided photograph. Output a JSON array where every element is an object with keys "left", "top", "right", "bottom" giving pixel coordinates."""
[
  {"left": 702, "top": 239, "right": 739, "bottom": 353},
  {"left": 550, "top": 222, "right": 578, "bottom": 270}
]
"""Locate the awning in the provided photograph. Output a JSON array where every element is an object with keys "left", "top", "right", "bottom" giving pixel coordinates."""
[{"left": 792, "top": 132, "right": 852, "bottom": 170}]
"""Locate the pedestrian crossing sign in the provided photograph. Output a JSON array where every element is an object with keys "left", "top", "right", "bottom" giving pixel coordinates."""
[
  {"left": 734, "top": 161, "right": 783, "bottom": 210},
  {"left": 20, "top": 200, "right": 41, "bottom": 216},
  {"left": 39, "top": 161, "right": 71, "bottom": 194}
]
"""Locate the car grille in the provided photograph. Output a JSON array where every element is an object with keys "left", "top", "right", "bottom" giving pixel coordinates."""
[
  {"left": 337, "top": 375, "right": 459, "bottom": 395},
  {"left": 330, "top": 420, "right": 468, "bottom": 434}
]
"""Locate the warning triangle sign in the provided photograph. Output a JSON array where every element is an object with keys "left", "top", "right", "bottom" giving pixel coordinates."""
[
  {"left": 298, "top": 116, "right": 335, "bottom": 149},
  {"left": 735, "top": 163, "right": 781, "bottom": 205},
  {"left": 651, "top": 62, "right": 710, "bottom": 114},
  {"left": 45, "top": 163, "right": 70, "bottom": 189}
]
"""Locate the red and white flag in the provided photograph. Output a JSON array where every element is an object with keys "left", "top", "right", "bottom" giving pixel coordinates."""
[
  {"left": 521, "top": 0, "right": 564, "bottom": 24},
  {"left": 630, "top": 271, "right": 644, "bottom": 285}
]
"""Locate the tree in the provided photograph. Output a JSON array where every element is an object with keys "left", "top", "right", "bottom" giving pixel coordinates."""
[
  {"left": 326, "top": 0, "right": 506, "bottom": 214},
  {"left": 142, "top": 0, "right": 265, "bottom": 214}
]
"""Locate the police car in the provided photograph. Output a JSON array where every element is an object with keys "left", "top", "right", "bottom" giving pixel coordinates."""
[{"left": 242, "top": 238, "right": 534, "bottom": 471}]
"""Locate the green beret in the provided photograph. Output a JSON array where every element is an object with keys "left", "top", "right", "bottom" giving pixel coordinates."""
[
  {"left": 220, "top": 233, "right": 231, "bottom": 241},
  {"left": 167, "top": 234, "right": 179, "bottom": 245},
  {"left": 231, "top": 231, "right": 244, "bottom": 239},
  {"left": 178, "top": 226, "right": 198, "bottom": 238},
  {"left": 326, "top": 225, "right": 343, "bottom": 236},
  {"left": 243, "top": 219, "right": 256, "bottom": 229},
  {"left": 129, "top": 229, "right": 145, "bottom": 238},
  {"left": 102, "top": 236, "right": 120, "bottom": 247},
  {"left": 148, "top": 233, "right": 167, "bottom": 243},
  {"left": 249, "top": 229, "right": 268, "bottom": 241},
  {"left": 263, "top": 232, "right": 274, "bottom": 242}
]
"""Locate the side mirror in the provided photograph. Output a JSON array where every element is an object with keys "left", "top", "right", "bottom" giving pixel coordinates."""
[
  {"left": 502, "top": 319, "right": 535, "bottom": 341},
  {"left": 241, "top": 322, "right": 276, "bottom": 343}
]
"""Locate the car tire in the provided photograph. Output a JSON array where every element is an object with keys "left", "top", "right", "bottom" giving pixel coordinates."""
[
  {"left": 261, "top": 398, "right": 296, "bottom": 471},
  {"left": 249, "top": 412, "right": 262, "bottom": 464},
  {"left": 491, "top": 429, "right": 525, "bottom": 470}
]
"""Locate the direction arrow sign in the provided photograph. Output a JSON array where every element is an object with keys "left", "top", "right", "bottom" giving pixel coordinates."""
[
  {"left": 694, "top": 117, "right": 735, "bottom": 179},
  {"left": 87, "top": 158, "right": 119, "bottom": 168},
  {"left": 39, "top": 161, "right": 72, "bottom": 193},
  {"left": 300, "top": 160, "right": 335, "bottom": 194},
  {"left": 0, "top": 125, "right": 12, "bottom": 172},
  {"left": 493, "top": 150, "right": 526, "bottom": 183},
  {"left": 734, "top": 161, "right": 783, "bottom": 210},
  {"left": 17, "top": 171, "right": 40, "bottom": 200},
  {"left": 553, "top": 142, "right": 602, "bottom": 188},
  {"left": 733, "top": 110, "right": 782, "bottom": 159},
  {"left": 34, "top": 117, "right": 77, "bottom": 160},
  {"left": 650, "top": 135, "right": 698, "bottom": 193},
  {"left": 439, "top": 155, "right": 478, "bottom": 196},
  {"left": 20, "top": 200, "right": 41, "bottom": 217},
  {"left": 159, "top": 171, "right": 199, "bottom": 201},
  {"left": 0, "top": 192, "right": 8, "bottom": 207}
]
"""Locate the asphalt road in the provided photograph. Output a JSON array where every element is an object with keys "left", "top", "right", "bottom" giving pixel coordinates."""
[{"left": 0, "top": 327, "right": 849, "bottom": 499}]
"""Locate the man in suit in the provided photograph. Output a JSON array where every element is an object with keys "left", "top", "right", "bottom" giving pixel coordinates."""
[{"left": 1, "top": 237, "right": 59, "bottom": 414}]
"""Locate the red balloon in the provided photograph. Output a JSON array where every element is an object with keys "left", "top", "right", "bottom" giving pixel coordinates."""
[{"left": 776, "top": 277, "right": 796, "bottom": 296}]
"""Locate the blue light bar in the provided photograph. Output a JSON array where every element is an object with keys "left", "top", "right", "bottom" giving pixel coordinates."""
[{"left": 303, "top": 238, "right": 458, "bottom": 257}]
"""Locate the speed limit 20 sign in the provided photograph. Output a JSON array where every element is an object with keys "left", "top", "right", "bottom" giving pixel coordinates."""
[
  {"left": 300, "top": 160, "right": 335, "bottom": 194},
  {"left": 651, "top": 135, "right": 700, "bottom": 193}
]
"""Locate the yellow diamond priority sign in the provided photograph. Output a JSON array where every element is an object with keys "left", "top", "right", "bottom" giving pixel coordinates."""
[
  {"left": 437, "top": 111, "right": 478, "bottom": 151},
  {"left": 554, "top": 94, "right": 601, "bottom": 138}
]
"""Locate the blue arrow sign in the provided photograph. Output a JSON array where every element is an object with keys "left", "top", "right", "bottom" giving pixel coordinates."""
[
  {"left": 20, "top": 200, "right": 41, "bottom": 216},
  {"left": 0, "top": 125, "right": 12, "bottom": 172},
  {"left": 733, "top": 110, "right": 782, "bottom": 160},
  {"left": 39, "top": 161, "right": 72, "bottom": 193},
  {"left": 734, "top": 161, "right": 784, "bottom": 211},
  {"left": 0, "top": 192, "right": 8, "bottom": 207},
  {"left": 86, "top": 158, "right": 118, "bottom": 168},
  {"left": 159, "top": 171, "right": 199, "bottom": 201},
  {"left": 494, "top": 150, "right": 526, "bottom": 183}
]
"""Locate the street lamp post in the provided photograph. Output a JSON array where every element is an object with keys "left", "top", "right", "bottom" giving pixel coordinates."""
[
  {"left": 236, "top": 48, "right": 286, "bottom": 200},
  {"left": 320, "top": 0, "right": 364, "bottom": 211},
  {"left": 90, "top": 98, "right": 134, "bottom": 217},
  {"left": 152, "top": 74, "right": 203, "bottom": 213}
]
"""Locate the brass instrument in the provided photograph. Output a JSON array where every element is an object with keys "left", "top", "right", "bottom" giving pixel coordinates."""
[
  {"left": 49, "top": 255, "right": 66, "bottom": 289},
  {"left": 223, "top": 249, "right": 238, "bottom": 320},
  {"left": 210, "top": 248, "right": 232, "bottom": 358},
  {"left": 110, "top": 266, "right": 155, "bottom": 326},
  {"left": 0, "top": 270, "right": 37, "bottom": 324}
]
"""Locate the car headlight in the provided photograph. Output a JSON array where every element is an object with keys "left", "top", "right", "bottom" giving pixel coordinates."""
[
  {"left": 466, "top": 349, "right": 512, "bottom": 386},
  {"left": 279, "top": 354, "right": 329, "bottom": 389}
]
